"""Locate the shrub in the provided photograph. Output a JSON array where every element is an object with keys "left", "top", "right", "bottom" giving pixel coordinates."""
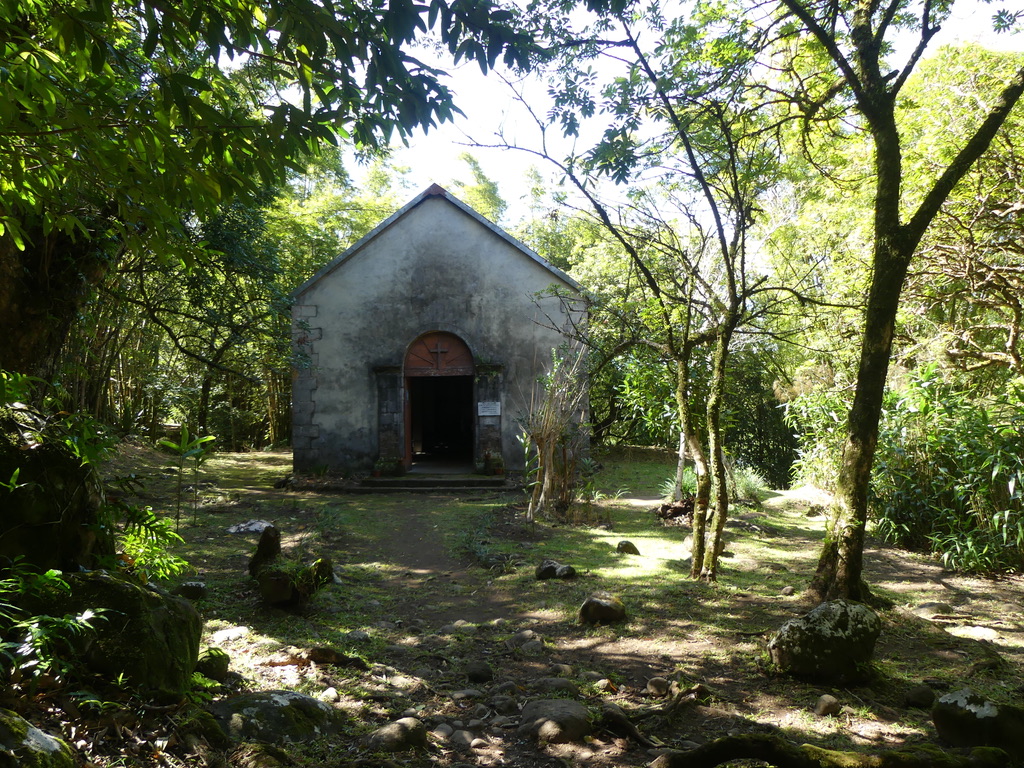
[{"left": 870, "top": 367, "right": 1024, "bottom": 574}]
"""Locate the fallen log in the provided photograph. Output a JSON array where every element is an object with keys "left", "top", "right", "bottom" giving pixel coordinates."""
[{"left": 649, "top": 733, "right": 1011, "bottom": 768}]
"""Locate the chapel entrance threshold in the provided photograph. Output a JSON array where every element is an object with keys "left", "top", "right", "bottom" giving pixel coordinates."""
[{"left": 408, "top": 456, "right": 475, "bottom": 475}]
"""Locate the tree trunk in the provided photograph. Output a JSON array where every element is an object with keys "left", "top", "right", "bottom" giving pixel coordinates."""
[
  {"left": 0, "top": 228, "right": 111, "bottom": 378},
  {"left": 701, "top": 324, "right": 734, "bottom": 581}
]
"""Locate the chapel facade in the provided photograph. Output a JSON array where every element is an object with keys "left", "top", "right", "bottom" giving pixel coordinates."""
[{"left": 290, "top": 184, "right": 582, "bottom": 473}]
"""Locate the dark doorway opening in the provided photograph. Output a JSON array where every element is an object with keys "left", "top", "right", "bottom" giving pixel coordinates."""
[{"left": 408, "top": 375, "right": 474, "bottom": 466}]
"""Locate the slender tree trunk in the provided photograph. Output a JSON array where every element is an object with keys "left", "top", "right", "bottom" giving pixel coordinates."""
[{"left": 701, "top": 324, "right": 735, "bottom": 581}]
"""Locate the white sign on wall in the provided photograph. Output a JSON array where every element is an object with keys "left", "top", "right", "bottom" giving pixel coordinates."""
[{"left": 477, "top": 401, "right": 501, "bottom": 416}]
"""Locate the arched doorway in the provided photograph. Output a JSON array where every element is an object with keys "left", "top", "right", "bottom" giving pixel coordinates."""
[{"left": 404, "top": 332, "right": 475, "bottom": 468}]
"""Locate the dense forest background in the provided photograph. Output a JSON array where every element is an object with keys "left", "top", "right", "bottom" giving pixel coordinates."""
[{"left": 2, "top": 0, "right": 1023, "bottom": 584}]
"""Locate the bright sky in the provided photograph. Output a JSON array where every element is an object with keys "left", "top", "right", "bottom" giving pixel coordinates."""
[{"left": 374, "top": 1, "right": 1023, "bottom": 225}]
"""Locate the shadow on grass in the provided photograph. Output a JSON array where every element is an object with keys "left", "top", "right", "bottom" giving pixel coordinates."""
[{"left": 111, "top": 447, "right": 1024, "bottom": 763}]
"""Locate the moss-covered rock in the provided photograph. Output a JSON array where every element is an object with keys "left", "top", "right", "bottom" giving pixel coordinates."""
[
  {"left": 208, "top": 691, "right": 347, "bottom": 744},
  {"left": 195, "top": 647, "right": 230, "bottom": 682},
  {"left": 0, "top": 708, "right": 75, "bottom": 768},
  {"left": 22, "top": 571, "right": 201, "bottom": 700}
]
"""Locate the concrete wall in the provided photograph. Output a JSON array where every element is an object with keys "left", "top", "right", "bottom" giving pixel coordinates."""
[{"left": 292, "top": 191, "right": 579, "bottom": 472}]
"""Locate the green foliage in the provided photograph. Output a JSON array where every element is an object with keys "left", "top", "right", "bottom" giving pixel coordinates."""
[
  {"left": 106, "top": 502, "right": 190, "bottom": 582},
  {"left": 0, "top": 0, "right": 538, "bottom": 254},
  {"left": 0, "top": 561, "right": 103, "bottom": 688},
  {"left": 159, "top": 427, "right": 216, "bottom": 528},
  {"left": 871, "top": 366, "right": 1024, "bottom": 574},
  {"left": 660, "top": 465, "right": 697, "bottom": 498},
  {"left": 785, "top": 385, "right": 850, "bottom": 491}
]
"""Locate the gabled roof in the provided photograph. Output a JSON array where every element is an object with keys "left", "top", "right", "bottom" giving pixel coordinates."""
[{"left": 292, "top": 184, "right": 582, "bottom": 299}]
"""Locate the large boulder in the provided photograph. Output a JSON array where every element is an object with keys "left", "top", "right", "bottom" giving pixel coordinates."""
[
  {"left": 208, "top": 691, "right": 347, "bottom": 745},
  {"left": 932, "top": 688, "right": 1024, "bottom": 761},
  {"left": 767, "top": 599, "right": 881, "bottom": 683},
  {"left": 0, "top": 404, "right": 113, "bottom": 571},
  {"left": 22, "top": 570, "right": 202, "bottom": 700},
  {"left": 0, "top": 708, "right": 75, "bottom": 768}
]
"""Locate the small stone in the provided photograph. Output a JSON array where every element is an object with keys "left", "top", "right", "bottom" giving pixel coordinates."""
[
  {"left": 319, "top": 687, "right": 340, "bottom": 703},
  {"left": 506, "top": 629, "right": 541, "bottom": 649},
  {"left": 431, "top": 723, "right": 454, "bottom": 739},
  {"left": 616, "top": 540, "right": 640, "bottom": 555},
  {"left": 450, "top": 729, "right": 475, "bottom": 748},
  {"left": 490, "top": 715, "right": 513, "bottom": 727},
  {"left": 195, "top": 647, "right": 230, "bottom": 682},
  {"left": 814, "top": 694, "right": 842, "bottom": 717},
  {"left": 492, "top": 682, "right": 520, "bottom": 696},
  {"left": 520, "top": 640, "right": 545, "bottom": 655},
  {"left": 364, "top": 720, "right": 428, "bottom": 753},
  {"left": 346, "top": 630, "right": 371, "bottom": 642},
  {"left": 548, "top": 663, "right": 573, "bottom": 677},
  {"left": 491, "top": 695, "right": 519, "bottom": 715},
  {"left": 595, "top": 678, "right": 615, "bottom": 691},
  {"left": 451, "top": 689, "right": 484, "bottom": 701},
  {"left": 470, "top": 704, "right": 490, "bottom": 719},
  {"left": 646, "top": 677, "right": 671, "bottom": 697},
  {"left": 532, "top": 677, "right": 579, "bottom": 696},
  {"left": 904, "top": 684, "right": 936, "bottom": 709},
  {"left": 470, "top": 737, "right": 489, "bottom": 749},
  {"left": 578, "top": 591, "right": 627, "bottom": 625},
  {"left": 780, "top": 585, "right": 795, "bottom": 596},
  {"left": 581, "top": 670, "right": 606, "bottom": 681},
  {"left": 172, "top": 581, "right": 208, "bottom": 600},
  {"left": 465, "top": 660, "right": 494, "bottom": 683}
]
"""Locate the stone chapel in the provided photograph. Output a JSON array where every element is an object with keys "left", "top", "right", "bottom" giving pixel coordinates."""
[{"left": 290, "top": 184, "right": 583, "bottom": 473}]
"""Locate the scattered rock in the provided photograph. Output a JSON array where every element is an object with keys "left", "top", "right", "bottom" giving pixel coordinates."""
[
  {"left": 904, "top": 684, "right": 936, "bottom": 709},
  {"left": 616, "top": 540, "right": 640, "bottom": 555},
  {"left": 646, "top": 677, "right": 671, "bottom": 697},
  {"left": 535, "top": 559, "right": 577, "bottom": 580},
  {"left": 517, "top": 699, "right": 592, "bottom": 744},
  {"left": 228, "top": 742, "right": 296, "bottom": 768},
  {"left": 228, "top": 519, "right": 275, "bottom": 534},
  {"left": 0, "top": 707, "right": 75, "bottom": 768},
  {"left": 814, "top": 694, "right": 841, "bottom": 716},
  {"left": 319, "top": 687, "right": 340, "bottom": 703},
  {"left": 653, "top": 498, "right": 694, "bottom": 525},
  {"left": 767, "top": 599, "right": 881, "bottom": 683},
  {"left": 464, "top": 660, "right": 493, "bottom": 683},
  {"left": 450, "top": 729, "right": 475, "bottom": 748},
  {"left": 195, "top": 647, "right": 230, "bottom": 682},
  {"left": 209, "top": 690, "right": 347, "bottom": 744},
  {"left": 491, "top": 696, "right": 519, "bottom": 715},
  {"left": 578, "top": 591, "right": 627, "bottom": 625},
  {"left": 363, "top": 717, "right": 427, "bottom": 752},
  {"left": 506, "top": 629, "right": 542, "bottom": 649},
  {"left": 932, "top": 688, "right": 1024, "bottom": 760},
  {"left": 451, "top": 689, "right": 484, "bottom": 701},
  {"left": 780, "top": 586, "right": 795, "bottom": 596},
  {"left": 532, "top": 677, "right": 580, "bottom": 696},
  {"left": 172, "top": 581, "right": 208, "bottom": 600},
  {"left": 548, "top": 663, "right": 573, "bottom": 677},
  {"left": 431, "top": 723, "right": 454, "bottom": 740}
]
